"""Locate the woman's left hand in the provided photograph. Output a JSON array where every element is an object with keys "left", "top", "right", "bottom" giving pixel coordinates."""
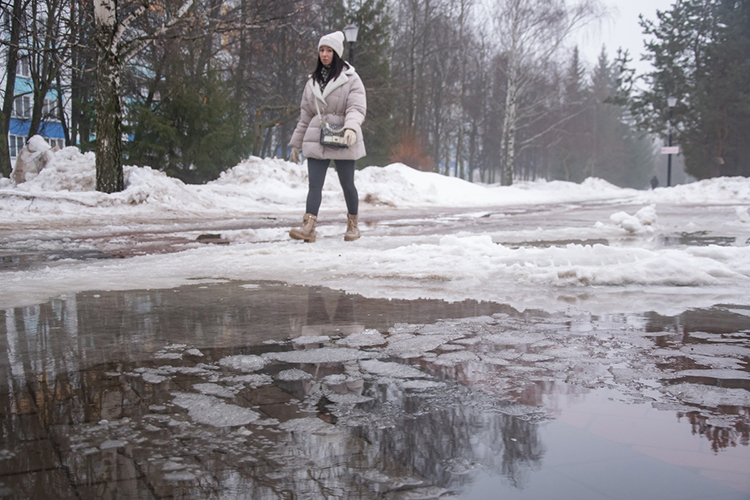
[{"left": 343, "top": 129, "right": 357, "bottom": 147}]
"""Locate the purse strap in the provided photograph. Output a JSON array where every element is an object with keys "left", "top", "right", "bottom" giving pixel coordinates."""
[{"left": 313, "top": 95, "right": 329, "bottom": 129}]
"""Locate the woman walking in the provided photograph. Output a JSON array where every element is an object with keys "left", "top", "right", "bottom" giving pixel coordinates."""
[{"left": 288, "top": 30, "right": 367, "bottom": 242}]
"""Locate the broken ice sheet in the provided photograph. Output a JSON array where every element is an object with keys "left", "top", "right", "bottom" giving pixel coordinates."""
[{"left": 171, "top": 393, "right": 260, "bottom": 427}]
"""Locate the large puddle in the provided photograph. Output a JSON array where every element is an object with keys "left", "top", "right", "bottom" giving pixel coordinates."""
[{"left": 1, "top": 281, "right": 748, "bottom": 499}]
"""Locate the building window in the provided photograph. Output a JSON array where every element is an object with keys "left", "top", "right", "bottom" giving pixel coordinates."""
[
  {"left": 13, "top": 95, "right": 31, "bottom": 119},
  {"left": 17, "top": 58, "right": 30, "bottom": 78},
  {"left": 48, "top": 138, "right": 65, "bottom": 150},
  {"left": 8, "top": 135, "right": 26, "bottom": 158},
  {"left": 42, "top": 98, "right": 59, "bottom": 121}
]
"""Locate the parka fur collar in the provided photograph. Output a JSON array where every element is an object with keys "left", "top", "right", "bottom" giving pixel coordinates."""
[{"left": 312, "top": 65, "right": 357, "bottom": 104}]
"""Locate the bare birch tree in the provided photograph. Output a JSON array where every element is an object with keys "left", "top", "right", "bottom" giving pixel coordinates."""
[
  {"left": 493, "top": 0, "right": 601, "bottom": 185},
  {"left": 93, "top": 0, "right": 193, "bottom": 193}
]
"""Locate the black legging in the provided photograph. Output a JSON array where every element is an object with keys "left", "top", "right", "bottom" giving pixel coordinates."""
[{"left": 305, "top": 158, "right": 358, "bottom": 216}]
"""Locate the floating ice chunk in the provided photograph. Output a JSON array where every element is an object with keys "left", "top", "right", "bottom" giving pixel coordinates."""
[
  {"left": 193, "top": 383, "right": 236, "bottom": 398},
  {"left": 292, "top": 335, "right": 330, "bottom": 345},
  {"left": 439, "top": 344, "right": 466, "bottom": 352},
  {"left": 164, "top": 471, "right": 198, "bottom": 482},
  {"left": 337, "top": 329, "right": 386, "bottom": 347},
  {"left": 399, "top": 380, "right": 444, "bottom": 390},
  {"left": 276, "top": 369, "right": 313, "bottom": 381},
  {"left": 227, "top": 374, "right": 273, "bottom": 387},
  {"left": 322, "top": 374, "right": 348, "bottom": 385},
  {"left": 674, "top": 369, "right": 750, "bottom": 381},
  {"left": 219, "top": 355, "right": 265, "bottom": 372},
  {"left": 100, "top": 440, "right": 127, "bottom": 450},
  {"left": 433, "top": 351, "right": 479, "bottom": 366},
  {"left": 172, "top": 393, "right": 260, "bottom": 427},
  {"left": 155, "top": 352, "right": 182, "bottom": 359},
  {"left": 279, "top": 417, "right": 336, "bottom": 434},
  {"left": 142, "top": 371, "right": 168, "bottom": 384},
  {"left": 385, "top": 334, "right": 456, "bottom": 358},
  {"left": 325, "top": 393, "right": 373, "bottom": 404},
  {"left": 263, "top": 347, "right": 379, "bottom": 364},
  {"left": 360, "top": 359, "right": 429, "bottom": 379},
  {"left": 162, "top": 460, "right": 187, "bottom": 471},
  {"left": 663, "top": 383, "right": 750, "bottom": 407}
]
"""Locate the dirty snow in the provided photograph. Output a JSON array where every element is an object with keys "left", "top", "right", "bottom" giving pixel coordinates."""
[{"left": 1, "top": 149, "right": 750, "bottom": 318}]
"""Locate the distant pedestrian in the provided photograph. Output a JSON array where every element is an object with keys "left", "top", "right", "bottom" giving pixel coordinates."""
[
  {"left": 650, "top": 176, "right": 659, "bottom": 189},
  {"left": 288, "top": 31, "right": 367, "bottom": 243}
]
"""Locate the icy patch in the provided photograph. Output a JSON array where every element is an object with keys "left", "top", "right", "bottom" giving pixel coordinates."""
[
  {"left": 439, "top": 344, "right": 466, "bottom": 352},
  {"left": 164, "top": 471, "right": 198, "bottom": 482},
  {"left": 433, "top": 351, "right": 479, "bottom": 366},
  {"left": 325, "top": 393, "right": 373, "bottom": 404},
  {"left": 675, "top": 369, "right": 750, "bottom": 381},
  {"left": 663, "top": 383, "right": 750, "bottom": 407},
  {"left": 399, "top": 380, "right": 445, "bottom": 390},
  {"left": 322, "top": 374, "right": 348, "bottom": 385},
  {"left": 276, "top": 369, "right": 313, "bottom": 381},
  {"left": 337, "top": 329, "right": 387, "bottom": 347},
  {"left": 360, "top": 359, "right": 429, "bottom": 379},
  {"left": 100, "top": 440, "right": 127, "bottom": 450},
  {"left": 679, "top": 344, "right": 750, "bottom": 357},
  {"left": 141, "top": 371, "right": 168, "bottom": 384},
  {"left": 292, "top": 335, "right": 330, "bottom": 345},
  {"left": 226, "top": 374, "right": 273, "bottom": 388},
  {"left": 162, "top": 459, "right": 187, "bottom": 472},
  {"left": 279, "top": 417, "right": 337, "bottom": 434},
  {"left": 219, "top": 355, "right": 265, "bottom": 372},
  {"left": 193, "top": 383, "right": 236, "bottom": 398},
  {"left": 385, "top": 334, "right": 457, "bottom": 358},
  {"left": 484, "top": 332, "right": 545, "bottom": 345},
  {"left": 263, "top": 347, "right": 379, "bottom": 364},
  {"left": 154, "top": 352, "right": 182, "bottom": 360},
  {"left": 172, "top": 393, "right": 260, "bottom": 427}
]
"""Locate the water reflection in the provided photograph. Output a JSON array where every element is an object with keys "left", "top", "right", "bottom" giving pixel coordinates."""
[{"left": 0, "top": 282, "right": 748, "bottom": 498}]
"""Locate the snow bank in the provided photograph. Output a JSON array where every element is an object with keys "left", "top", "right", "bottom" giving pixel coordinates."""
[{"left": 4, "top": 146, "right": 750, "bottom": 222}]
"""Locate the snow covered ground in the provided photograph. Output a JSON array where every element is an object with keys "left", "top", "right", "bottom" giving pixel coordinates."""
[{"left": 1, "top": 146, "right": 749, "bottom": 315}]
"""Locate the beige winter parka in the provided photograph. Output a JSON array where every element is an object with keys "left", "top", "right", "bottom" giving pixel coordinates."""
[{"left": 289, "top": 65, "right": 367, "bottom": 160}]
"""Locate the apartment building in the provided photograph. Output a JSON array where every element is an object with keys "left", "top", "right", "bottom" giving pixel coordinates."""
[{"left": 6, "top": 57, "right": 66, "bottom": 165}]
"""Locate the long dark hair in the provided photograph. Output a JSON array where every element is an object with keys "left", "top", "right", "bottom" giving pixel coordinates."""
[{"left": 313, "top": 52, "right": 348, "bottom": 86}]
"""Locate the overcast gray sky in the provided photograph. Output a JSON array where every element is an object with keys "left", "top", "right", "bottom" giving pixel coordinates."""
[{"left": 575, "top": 0, "right": 676, "bottom": 74}]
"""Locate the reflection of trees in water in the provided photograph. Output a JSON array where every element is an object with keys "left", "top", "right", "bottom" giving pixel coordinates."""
[
  {"left": 348, "top": 378, "right": 545, "bottom": 493},
  {"left": 643, "top": 308, "right": 750, "bottom": 452},
  {"left": 683, "top": 410, "right": 750, "bottom": 453},
  {"left": 2, "top": 285, "right": 749, "bottom": 497}
]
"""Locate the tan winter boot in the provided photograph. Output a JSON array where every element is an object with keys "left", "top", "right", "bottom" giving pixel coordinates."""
[
  {"left": 344, "top": 213, "right": 360, "bottom": 241},
  {"left": 290, "top": 213, "right": 317, "bottom": 242}
]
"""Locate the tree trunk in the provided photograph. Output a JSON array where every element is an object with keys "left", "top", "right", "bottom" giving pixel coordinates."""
[
  {"left": 1, "top": 0, "right": 24, "bottom": 177},
  {"left": 95, "top": 55, "right": 124, "bottom": 192},
  {"left": 55, "top": 73, "right": 70, "bottom": 145},
  {"left": 500, "top": 60, "right": 518, "bottom": 186},
  {"left": 92, "top": 0, "right": 193, "bottom": 192},
  {"left": 28, "top": 87, "right": 46, "bottom": 139},
  {"left": 94, "top": 0, "right": 124, "bottom": 193}
]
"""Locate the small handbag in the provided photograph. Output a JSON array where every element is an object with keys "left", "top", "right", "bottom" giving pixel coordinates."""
[{"left": 314, "top": 97, "right": 348, "bottom": 148}]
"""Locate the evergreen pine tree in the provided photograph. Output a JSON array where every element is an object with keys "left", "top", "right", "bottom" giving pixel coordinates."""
[{"left": 634, "top": 0, "right": 750, "bottom": 179}]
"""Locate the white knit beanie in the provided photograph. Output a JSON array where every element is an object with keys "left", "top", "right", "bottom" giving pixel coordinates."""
[{"left": 318, "top": 31, "right": 345, "bottom": 59}]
